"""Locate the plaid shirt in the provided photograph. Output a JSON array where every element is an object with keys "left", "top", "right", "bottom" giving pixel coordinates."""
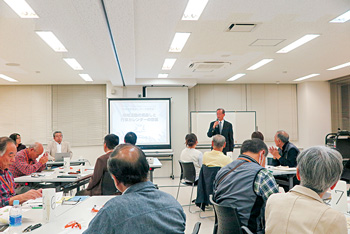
[
  {"left": 254, "top": 168, "right": 279, "bottom": 201},
  {"left": 9, "top": 149, "right": 46, "bottom": 180},
  {"left": 0, "top": 169, "right": 15, "bottom": 207}
]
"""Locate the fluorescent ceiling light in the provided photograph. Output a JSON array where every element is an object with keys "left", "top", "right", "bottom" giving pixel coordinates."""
[
  {"left": 247, "top": 59, "right": 273, "bottom": 70},
  {"left": 79, "top": 74, "right": 93, "bottom": 82},
  {"left": 63, "top": 58, "right": 83, "bottom": 70},
  {"left": 294, "top": 74, "right": 320, "bottom": 82},
  {"left": 227, "top": 73, "right": 246, "bottom": 81},
  {"left": 169, "top": 33, "right": 191, "bottom": 52},
  {"left": 0, "top": 74, "right": 18, "bottom": 82},
  {"left": 327, "top": 62, "right": 350, "bottom": 70},
  {"left": 276, "top": 34, "right": 320, "bottom": 53},
  {"left": 162, "top": 58, "right": 177, "bottom": 70},
  {"left": 158, "top": 74, "right": 169, "bottom": 78},
  {"left": 36, "top": 31, "right": 67, "bottom": 52},
  {"left": 330, "top": 10, "right": 350, "bottom": 23},
  {"left": 182, "top": 0, "right": 209, "bottom": 20},
  {"left": 4, "top": 0, "right": 38, "bottom": 18}
]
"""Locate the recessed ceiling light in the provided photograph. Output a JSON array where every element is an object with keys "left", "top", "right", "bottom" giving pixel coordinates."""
[
  {"left": 169, "top": 33, "right": 191, "bottom": 52},
  {"left": 162, "top": 59, "right": 177, "bottom": 70},
  {"left": 294, "top": 74, "right": 320, "bottom": 82},
  {"left": 182, "top": 0, "right": 208, "bottom": 21},
  {"left": 36, "top": 31, "right": 67, "bottom": 52},
  {"left": 158, "top": 74, "right": 169, "bottom": 78},
  {"left": 79, "top": 74, "right": 93, "bottom": 82},
  {"left": 330, "top": 10, "right": 350, "bottom": 23},
  {"left": 5, "top": 63, "right": 20, "bottom": 67},
  {"left": 4, "top": 0, "right": 39, "bottom": 18},
  {"left": 327, "top": 62, "right": 350, "bottom": 71},
  {"left": 276, "top": 34, "right": 320, "bottom": 53},
  {"left": 227, "top": 73, "right": 246, "bottom": 81},
  {"left": 247, "top": 59, "right": 273, "bottom": 70},
  {"left": 63, "top": 58, "right": 83, "bottom": 70},
  {"left": 0, "top": 74, "right": 18, "bottom": 82}
]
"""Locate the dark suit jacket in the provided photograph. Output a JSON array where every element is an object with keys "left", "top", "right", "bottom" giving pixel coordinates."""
[
  {"left": 207, "top": 120, "right": 234, "bottom": 154},
  {"left": 86, "top": 151, "right": 117, "bottom": 196}
]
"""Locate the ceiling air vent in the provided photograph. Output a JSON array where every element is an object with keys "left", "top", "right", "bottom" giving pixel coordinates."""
[
  {"left": 226, "top": 23, "right": 257, "bottom": 32},
  {"left": 189, "top": 62, "right": 231, "bottom": 72}
]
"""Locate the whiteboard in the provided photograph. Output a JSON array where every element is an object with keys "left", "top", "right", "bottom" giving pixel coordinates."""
[{"left": 190, "top": 111, "right": 257, "bottom": 145}]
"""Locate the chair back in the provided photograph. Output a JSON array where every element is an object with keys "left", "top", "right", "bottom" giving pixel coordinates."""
[
  {"left": 192, "top": 222, "right": 201, "bottom": 234},
  {"left": 101, "top": 171, "right": 118, "bottom": 195},
  {"left": 179, "top": 161, "right": 196, "bottom": 183},
  {"left": 196, "top": 165, "right": 221, "bottom": 210},
  {"left": 210, "top": 196, "right": 243, "bottom": 234}
]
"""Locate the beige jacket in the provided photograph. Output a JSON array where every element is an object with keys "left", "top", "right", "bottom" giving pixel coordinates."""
[
  {"left": 265, "top": 185, "right": 347, "bottom": 234},
  {"left": 46, "top": 141, "right": 73, "bottom": 160}
]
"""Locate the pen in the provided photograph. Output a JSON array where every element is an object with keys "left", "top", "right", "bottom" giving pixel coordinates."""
[
  {"left": 30, "top": 223, "right": 42, "bottom": 232},
  {"left": 23, "top": 223, "right": 42, "bottom": 232}
]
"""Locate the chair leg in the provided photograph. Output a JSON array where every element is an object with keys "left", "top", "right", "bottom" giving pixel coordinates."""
[
  {"left": 176, "top": 180, "right": 181, "bottom": 200},
  {"left": 188, "top": 184, "right": 199, "bottom": 214},
  {"left": 199, "top": 204, "right": 215, "bottom": 219}
]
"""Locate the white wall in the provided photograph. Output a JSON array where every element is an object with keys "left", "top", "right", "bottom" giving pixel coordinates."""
[
  {"left": 146, "top": 87, "right": 189, "bottom": 178},
  {"left": 189, "top": 84, "right": 298, "bottom": 142},
  {"left": 297, "top": 81, "right": 332, "bottom": 149}
]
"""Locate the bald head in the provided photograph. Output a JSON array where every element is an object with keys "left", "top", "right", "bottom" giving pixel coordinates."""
[{"left": 108, "top": 144, "right": 149, "bottom": 186}]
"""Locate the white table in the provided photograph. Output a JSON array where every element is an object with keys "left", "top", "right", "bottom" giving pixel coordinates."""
[
  {"left": 46, "top": 159, "right": 88, "bottom": 167},
  {"left": 267, "top": 166, "right": 297, "bottom": 190},
  {"left": 144, "top": 150, "right": 173, "bottom": 179},
  {"left": 6, "top": 196, "right": 115, "bottom": 233},
  {"left": 149, "top": 158, "right": 162, "bottom": 182},
  {"left": 14, "top": 166, "right": 93, "bottom": 192}
]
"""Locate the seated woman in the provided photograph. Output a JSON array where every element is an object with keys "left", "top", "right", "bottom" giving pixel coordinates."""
[
  {"left": 251, "top": 131, "right": 264, "bottom": 141},
  {"left": 9, "top": 133, "right": 26, "bottom": 151},
  {"left": 180, "top": 133, "right": 203, "bottom": 181}
]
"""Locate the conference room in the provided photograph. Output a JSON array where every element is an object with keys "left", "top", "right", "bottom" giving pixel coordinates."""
[{"left": 0, "top": 0, "right": 350, "bottom": 233}]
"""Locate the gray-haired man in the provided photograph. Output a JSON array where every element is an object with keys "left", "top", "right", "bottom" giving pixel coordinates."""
[
  {"left": 265, "top": 146, "right": 347, "bottom": 234},
  {"left": 269, "top": 130, "right": 299, "bottom": 167},
  {"left": 203, "top": 135, "right": 232, "bottom": 168}
]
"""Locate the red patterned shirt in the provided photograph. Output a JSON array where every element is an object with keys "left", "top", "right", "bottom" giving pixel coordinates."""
[
  {"left": 0, "top": 169, "right": 15, "bottom": 207},
  {"left": 9, "top": 149, "right": 46, "bottom": 180}
]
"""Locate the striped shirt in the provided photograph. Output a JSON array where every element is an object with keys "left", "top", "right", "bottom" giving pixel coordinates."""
[{"left": 0, "top": 169, "right": 15, "bottom": 207}]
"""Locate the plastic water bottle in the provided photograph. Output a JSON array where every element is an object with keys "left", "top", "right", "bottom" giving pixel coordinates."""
[{"left": 9, "top": 200, "right": 22, "bottom": 227}]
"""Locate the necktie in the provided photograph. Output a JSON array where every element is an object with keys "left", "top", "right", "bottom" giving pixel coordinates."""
[{"left": 219, "top": 121, "right": 222, "bottom": 134}]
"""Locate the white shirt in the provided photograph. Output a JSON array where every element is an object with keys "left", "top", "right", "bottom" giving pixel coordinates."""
[
  {"left": 180, "top": 147, "right": 203, "bottom": 180},
  {"left": 56, "top": 142, "right": 62, "bottom": 153}
]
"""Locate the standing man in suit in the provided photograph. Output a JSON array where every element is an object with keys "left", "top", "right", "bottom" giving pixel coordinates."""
[
  {"left": 207, "top": 108, "right": 234, "bottom": 155},
  {"left": 46, "top": 131, "right": 73, "bottom": 160}
]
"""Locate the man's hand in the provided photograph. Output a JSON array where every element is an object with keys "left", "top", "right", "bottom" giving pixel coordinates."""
[
  {"left": 213, "top": 121, "right": 219, "bottom": 129},
  {"left": 39, "top": 153, "right": 49, "bottom": 164},
  {"left": 10, "top": 189, "right": 42, "bottom": 205},
  {"left": 269, "top": 147, "right": 281, "bottom": 160}
]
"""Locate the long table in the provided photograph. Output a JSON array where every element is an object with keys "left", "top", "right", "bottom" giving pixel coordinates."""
[
  {"left": 144, "top": 150, "right": 174, "bottom": 179},
  {"left": 14, "top": 166, "right": 93, "bottom": 192},
  {"left": 5, "top": 196, "right": 115, "bottom": 233},
  {"left": 267, "top": 166, "right": 297, "bottom": 190}
]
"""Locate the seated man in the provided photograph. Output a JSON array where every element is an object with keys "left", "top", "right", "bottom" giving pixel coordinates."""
[
  {"left": 265, "top": 146, "right": 347, "bottom": 234},
  {"left": 46, "top": 131, "right": 72, "bottom": 160},
  {"left": 84, "top": 144, "right": 186, "bottom": 233},
  {"left": 124, "top": 132, "right": 137, "bottom": 145},
  {"left": 85, "top": 134, "right": 119, "bottom": 195},
  {"left": 268, "top": 130, "right": 299, "bottom": 167},
  {"left": 203, "top": 134, "right": 232, "bottom": 167},
  {"left": 0, "top": 137, "right": 42, "bottom": 207},
  {"left": 213, "top": 139, "right": 279, "bottom": 234},
  {"left": 9, "top": 142, "right": 48, "bottom": 194}
]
